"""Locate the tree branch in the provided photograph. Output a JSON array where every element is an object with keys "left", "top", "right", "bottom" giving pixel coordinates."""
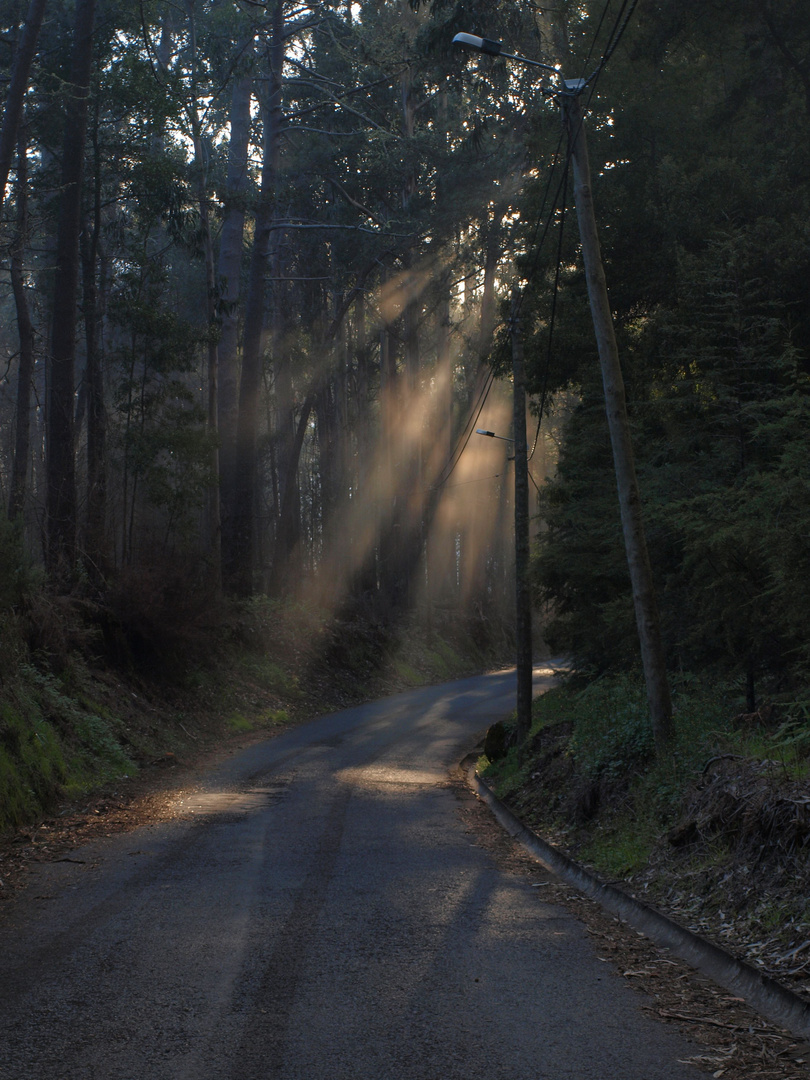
[{"left": 328, "top": 177, "right": 386, "bottom": 227}]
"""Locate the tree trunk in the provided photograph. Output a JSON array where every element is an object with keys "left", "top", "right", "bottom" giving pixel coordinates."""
[
  {"left": 183, "top": 0, "right": 221, "bottom": 584},
  {"left": 316, "top": 285, "right": 349, "bottom": 595},
  {"left": 377, "top": 307, "right": 398, "bottom": 611},
  {"left": 0, "top": 0, "right": 48, "bottom": 208},
  {"left": 396, "top": 62, "right": 421, "bottom": 609},
  {"left": 353, "top": 290, "right": 378, "bottom": 598},
  {"left": 564, "top": 91, "right": 673, "bottom": 752},
  {"left": 192, "top": 142, "right": 221, "bottom": 583},
  {"left": 46, "top": 0, "right": 95, "bottom": 578},
  {"left": 82, "top": 101, "right": 106, "bottom": 577},
  {"left": 9, "top": 128, "right": 34, "bottom": 520},
  {"left": 217, "top": 56, "right": 253, "bottom": 571},
  {"left": 268, "top": 394, "right": 314, "bottom": 595},
  {"left": 202, "top": 204, "right": 222, "bottom": 584},
  {"left": 229, "top": 3, "right": 283, "bottom": 595},
  {"left": 427, "top": 285, "right": 453, "bottom": 611},
  {"left": 478, "top": 211, "right": 500, "bottom": 359}
]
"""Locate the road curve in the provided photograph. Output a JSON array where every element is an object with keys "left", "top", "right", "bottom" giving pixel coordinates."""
[{"left": 0, "top": 667, "right": 699, "bottom": 1079}]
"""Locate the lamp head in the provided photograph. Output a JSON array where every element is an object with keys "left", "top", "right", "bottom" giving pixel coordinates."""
[{"left": 452, "top": 33, "right": 503, "bottom": 57}]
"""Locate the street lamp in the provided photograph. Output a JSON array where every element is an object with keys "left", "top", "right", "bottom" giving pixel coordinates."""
[
  {"left": 452, "top": 33, "right": 560, "bottom": 74},
  {"left": 475, "top": 428, "right": 513, "bottom": 444}
]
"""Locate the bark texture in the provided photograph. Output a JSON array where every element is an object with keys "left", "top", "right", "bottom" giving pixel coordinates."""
[
  {"left": 565, "top": 92, "right": 673, "bottom": 751},
  {"left": 46, "top": 0, "right": 96, "bottom": 576}
]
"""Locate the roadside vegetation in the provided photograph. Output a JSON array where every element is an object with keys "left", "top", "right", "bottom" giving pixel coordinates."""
[
  {"left": 0, "top": 524, "right": 504, "bottom": 835},
  {"left": 481, "top": 673, "right": 810, "bottom": 999}
]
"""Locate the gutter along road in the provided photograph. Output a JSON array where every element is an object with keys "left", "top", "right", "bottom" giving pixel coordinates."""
[{"left": 1, "top": 669, "right": 700, "bottom": 1079}]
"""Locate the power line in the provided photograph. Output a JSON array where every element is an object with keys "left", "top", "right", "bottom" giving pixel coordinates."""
[
  {"left": 529, "top": 157, "right": 568, "bottom": 462},
  {"left": 432, "top": 366, "right": 496, "bottom": 489},
  {"left": 511, "top": 127, "right": 567, "bottom": 324},
  {"left": 579, "top": 0, "right": 614, "bottom": 84},
  {"left": 438, "top": 107, "right": 571, "bottom": 490},
  {"left": 438, "top": 472, "right": 503, "bottom": 490},
  {"left": 583, "top": 0, "right": 641, "bottom": 95},
  {"left": 603, "top": 0, "right": 640, "bottom": 65},
  {"left": 518, "top": 0, "right": 642, "bottom": 449},
  {"left": 436, "top": 1, "right": 640, "bottom": 493}
]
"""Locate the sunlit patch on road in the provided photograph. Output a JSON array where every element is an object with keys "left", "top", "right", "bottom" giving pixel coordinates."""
[
  {"left": 179, "top": 787, "right": 286, "bottom": 822},
  {"left": 336, "top": 765, "right": 445, "bottom": 787}
]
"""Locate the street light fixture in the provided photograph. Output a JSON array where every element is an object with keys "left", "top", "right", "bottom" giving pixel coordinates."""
[
  {"left": 475, "top": 428, "right": 513, "bottom": 442},
  {"left": 452, "top": 33, "right": 560, "bottom": 74}
]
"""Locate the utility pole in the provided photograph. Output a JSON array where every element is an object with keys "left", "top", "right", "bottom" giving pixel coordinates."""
[
  {"left": 562, "top": 86, "right": 673, "bottom": 752},
  {"left": 451, "top": 31, "right": 672, "bottom": 753},
  {"left": 511, "top": 292, "right": 533, "bottom": 744}
]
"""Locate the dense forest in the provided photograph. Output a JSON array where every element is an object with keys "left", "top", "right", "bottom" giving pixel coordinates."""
[{"left": 1, "top": 0, "right": 808, "bottom": 728}]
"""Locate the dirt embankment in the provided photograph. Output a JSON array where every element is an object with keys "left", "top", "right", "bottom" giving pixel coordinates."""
[
  {"left": 502, "top": 721, "right": 810, "bottom": 997},
  {"left": 0, "top": 603, "right": 501, "bottom": 895},
  {"left": 485, "top": 706, "right": 810, "bottom": 1080},
  {"left": 459, "top": 761, "right": 810, "bottom": 1080}
]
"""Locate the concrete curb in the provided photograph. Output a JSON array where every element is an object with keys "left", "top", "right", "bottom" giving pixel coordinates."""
[{"left": 468, "top": 764, "right": 810, "bottom": 1041}]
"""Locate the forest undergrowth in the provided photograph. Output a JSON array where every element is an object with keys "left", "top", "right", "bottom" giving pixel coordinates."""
[
  {"left": 0, "top": 521, "right": 506, "bottom": 836},
  {"left": 481, "top": 674, "right": 810, "bottom": 1004}
]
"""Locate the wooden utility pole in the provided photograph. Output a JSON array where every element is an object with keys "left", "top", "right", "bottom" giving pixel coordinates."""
[
  {"left": 563, "top": 86, "right": 673, "bottom": 752},
  {"left": 511, "top": 293, "right": 533, "bottom": 744},
  {"left": 450, "top": 30, "right": 670, "bottom": 750}
]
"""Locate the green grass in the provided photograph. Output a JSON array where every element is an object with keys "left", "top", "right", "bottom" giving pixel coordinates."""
[
  {"left": 525, "top": 685, "right": 575, "bottom": 733},
  {"left": 578, "top": 818, "right": 657, "bottom": 879},
  {"left": 425, "top": 640, "right": 465, "bottom": 680},
  {"left": 392, "top": 659, "right": 424, "bottom": 685},
  {"left": 237, "top": 654, "right": 300, "bottom": 697},
  {"left": 226, "top": 707, "right": 290, "bottom": 734},
  {"left": 0, "top": 582, "right": 499, "bottom": 832},
  {"left": 481, "top": 672, "right": 810, "bottom": 883},
  {"left": 0, "top": 702, "right": 67, "bottom": 825},
  {"left": 525, "top": 673, "right": 748, "bottom": 801},
  {"left": 226, "top": 712, "right": 254, "bottom": 733},
  {"left": 0, "top": 665, "right": 138, "bottom": 827},
  {"left": 479, "top": 732, "right": 533, "bottom": 802},
  {"left": 736, "top": 709, "right": 810, "bottom": 779}
]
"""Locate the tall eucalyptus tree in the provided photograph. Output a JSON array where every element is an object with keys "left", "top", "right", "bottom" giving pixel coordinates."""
[
  {"left": 0, "top": 0, "right": 47, "bottom": 210},
  {"left": 46, "top": 0, "right": 95, "bottom": 576}
]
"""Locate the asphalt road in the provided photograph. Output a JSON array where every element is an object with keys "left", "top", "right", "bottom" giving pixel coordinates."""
[{"left": 0, "top": 667, "right": 699, "bottom": 1079}]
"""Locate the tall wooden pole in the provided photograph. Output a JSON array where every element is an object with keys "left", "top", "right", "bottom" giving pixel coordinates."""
[
  {"left": 511, "top": 292, "right": 533, "bottom": 743},
  {"left": 563, "top": 88, "right": 673, "bottom": 752}
]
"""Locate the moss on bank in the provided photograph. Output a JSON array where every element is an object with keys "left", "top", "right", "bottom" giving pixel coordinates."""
[{"left": 0, "top": 584, "right": 502, "bottom": 832}]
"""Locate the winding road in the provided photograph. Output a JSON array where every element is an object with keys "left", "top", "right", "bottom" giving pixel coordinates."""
[{"left": 1, "top": 667, "right": 699, "bottom": 1079}]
